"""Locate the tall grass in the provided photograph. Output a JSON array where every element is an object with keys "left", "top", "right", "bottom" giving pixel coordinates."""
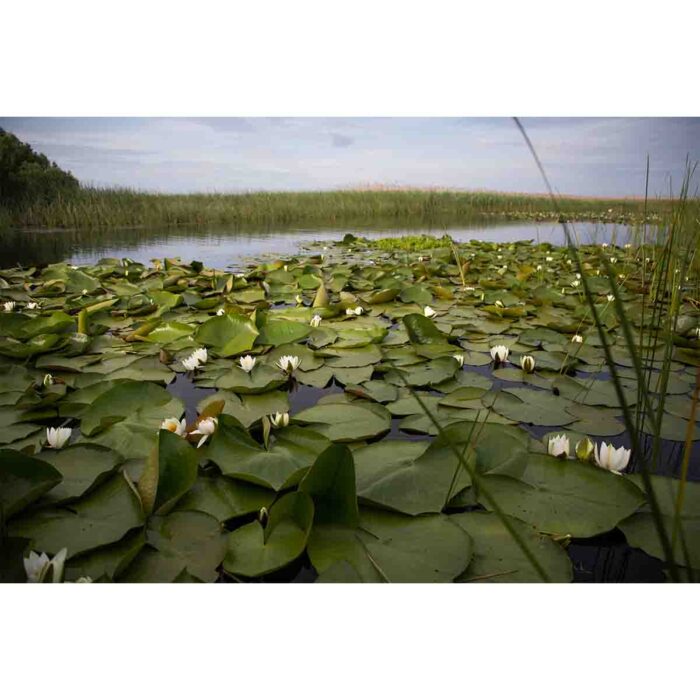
[
  {"left": 514, "top": 118, "right": 699, "bottom": 581},
  {"left": 1, "top": 187, "right": 678, "bottom": 231}
]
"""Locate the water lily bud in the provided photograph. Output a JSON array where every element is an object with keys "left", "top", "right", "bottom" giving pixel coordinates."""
[
  {"left": 452, "top": 354, "right": 464, "bottom": 367},
  {"left": 216, "top": 308, "right": 225, "bottom": 316},
  {"left": 423, "top": 305, "right": 437, "bottom": 318},
  {"left": 495, "top": 299, "right": 505, "bottom": 308},
  {"left": 571, "top": 334, "right": 583, "bottom": 344},
  {"left": 258, "top": 507, "right": 269, "bottom": 527},
  {"left": 548, "top": 434, "right": 570, "bottom": 459},
  {"left": 310, "top": 314, "right": 322, "bottom": 327},
  {"left": 46, "top": 427, "right": 72, "bottom": 449},
  {"left": 269, "top": 412, "right": 290, "bottom": 429},
  {"left": 520, "top": 355, "right": 535, "bottom": 373},
  {"left": 607, "top": 294, "right": 615, "bottom": 302},
  {"left": 43, "top": 373, "right": 54, "bottom": 387},
  {"left": 575, "top": 437, "right": 594, "bottom": 462},
  {"left": 276, "top": 355, "right": 301, "bottom": 373},
  {"left": 489, "top": 345, "right": 509, "bottom": 364}
]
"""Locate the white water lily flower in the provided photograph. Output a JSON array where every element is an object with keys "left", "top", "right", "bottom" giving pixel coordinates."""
[
  {"left": 575, "top": 273, "right": 581, "bottom": 279},
  {"left": 310, "top": 314, "right": 322, "bottom": 327},
  {"left": 190, "top": 417, "right": 218, "bottom": 448},
  {"left": 490, "top": 345, "right": 509, "bottom": 364},
  {"left": 276, "top": 355, "right": 301, "bottom": 373},
  {"left": 24, "top": 548, "right": 67, "bottom": 583},
  {"left": 548, "top": 434, "right": 570, "bottom": 459},
  {"left": 216, "top": 308, "right": 225, "bottom": 316},
  {"left": 3, "top": 301, "right": 16, "bottom": 312},
  {"left": 182, "top": 354, "right": 200, "bottom": 372},
  {"left": 571, "top": 334, "right": 584, "bottom": 343},
  {"left": 46, "top": 427, "right": 72, "bottom": 449},
  {"left": 75, "top": 576, "right": 93, "bottom": 583},
  {"left": 452, "top": 354, "right": 464, "bottom": 367},
  {"left": 81, "top": 289, "right": 88, "bottom": 296},
  {"left": 463, "top": 286, "right": 475, "bottom": 292},
  {"left": 693, "top": 328, "right": 700, "bottom": 339},
  {"left": 546, "top": 256, "right": 554, "bottom": 262},
  {"left": 571, "top": 280, "right": 580, "bottom": 288},
  {"left": 536, "top": 265, "right": 543, "bottom": 271},
  {"left": 191, "top": 347, "right": 208, "bottom": 365},
  {"left": 495, "top": 299, "right": 505, "bottom": 308},
  {"left": 520, "top": 355, "right": 535, "bottom": 373},
  {"left": 610, "top": 257, "right": 617, "bottom": 264},
  {"left": 26, "top": 301, "right": 39, "bottom": 310},
  {"left": 239, "top": 355, "right": 256, "bottom": 373},
  {"left": 160, "top": 417, "right": 187, "bottom": 436},
  {"left": 624, "top": 243, "right": 632, "bottom": 249},
  {"left": 43, "top": 373, "right": 54, "bottom": 387},
  {"left": 594, "top": 442, "right": 631, "bottom": 473},
  {"left": 607, "top": 294, "right": 615, "bottom": 302},
  {"left": 423, "top": 305, "right": 437, "bottom": 318},
  {"left": 601, "top": 243, "right": 609, "bottom": 248},
  {"left": 269, "top": 412, "right": 290, "bottom": 428}
]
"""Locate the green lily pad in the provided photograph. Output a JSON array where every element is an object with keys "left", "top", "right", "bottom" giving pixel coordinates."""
[
  {"left": 479, "top": 453, "right": 645, "bottom": 537},
  {"left": 452, "top": 512, "right": 573, "bottom": 583},
  {"left": 223, "top": 491, "right": 314, "bottom": 577},
  {"left": 0, "top": 448, "right": 63, "bottom": 518},
  {"left": 8, "top": 474, "right": 145, "bottom": 558},
  {"left": 294, "top": 401, "right": 391, "bottom": 442},
  {"left": 121, "top": 510, "right": 226, "bottom": 582},
  {"left": 194, "top": 313, "right": 259, "bottom": 356}
]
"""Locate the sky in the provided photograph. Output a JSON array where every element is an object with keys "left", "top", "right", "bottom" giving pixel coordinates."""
[{"left": 1, "top": 117, "right": 698, "bottom": 197}]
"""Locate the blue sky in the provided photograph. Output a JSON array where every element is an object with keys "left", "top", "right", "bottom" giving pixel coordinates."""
[{"left": 1, "top": 117, "right": 698, "bottom": 197}]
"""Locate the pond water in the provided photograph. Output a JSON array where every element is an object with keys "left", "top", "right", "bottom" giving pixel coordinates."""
[
  {"left": 0, "top": 220, "right": 638, "bottom": 269},
  {"left": 1, "top": 219, "right": 693, "bottom": 583}
]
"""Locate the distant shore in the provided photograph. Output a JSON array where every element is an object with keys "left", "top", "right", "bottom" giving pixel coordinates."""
[{"left": 0, "top": 187, "right": 682, "bottom": 232}]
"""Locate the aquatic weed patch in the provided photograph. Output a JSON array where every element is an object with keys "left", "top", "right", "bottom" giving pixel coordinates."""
[{"left": 0, "top": 235, "right": 698, "bottom": 582}]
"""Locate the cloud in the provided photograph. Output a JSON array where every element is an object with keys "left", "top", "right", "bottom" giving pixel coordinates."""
[{"left": 331, "top": 133, "right": 354, "bottom": 148}]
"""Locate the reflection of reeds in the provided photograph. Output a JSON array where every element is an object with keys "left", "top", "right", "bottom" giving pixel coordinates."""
[
  {"left": 515, "top": 117, "right": 699, "bottom": 581},
  {"left": 1, "top": 187, "right": 679, "bottom": 231}
]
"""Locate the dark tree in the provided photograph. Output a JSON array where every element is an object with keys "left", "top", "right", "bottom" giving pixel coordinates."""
[{"left": 0, "top": 128, "right": 79, "bottom": 207}]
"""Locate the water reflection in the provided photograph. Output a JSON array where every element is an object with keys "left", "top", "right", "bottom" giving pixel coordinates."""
[{"left": 0, "top": 220, "right": 637, "bottom": 269}]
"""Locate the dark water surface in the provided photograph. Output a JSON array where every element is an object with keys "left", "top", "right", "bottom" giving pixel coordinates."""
[{"left": 0, "top": 220, "right": 637, "bottom": 269}]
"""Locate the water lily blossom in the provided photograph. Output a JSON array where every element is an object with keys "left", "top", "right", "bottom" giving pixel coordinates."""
[
  {"left": 182, "top": 354, "right": 200, "bottom": 372},
  {"left": 276, "top": 355, "right": 301, "bottom": 373},
  {"left": 24, "top": 548, "right": 67, "bottom": 583},
  {"left": 607, "top": 294, "right": 615, "bottom": 302},
  {"left": 190, "top": 417, "right": 218, "bottom": 448},
  {"left": 520, "top": 355, "right": 536, "bottom": 373},
  {"left": 239, "top": 355, "right": 256, "bottom": 373},
  {"left": 346, "top": 306, "right": 364, "bottom": 316},
  {"left": 490, "top": 345, "right": 509, "bottom": 364},
  {"left": 571, "top": 334, "right": 584, "bottom": 343},
  {"left": 160, "top": 417, "right": 187, "bottom": 436},
  {"left": 310, "top": 314, "right": 322, "bottom": 327},
  {"left": 423, "top": 305, "right": 437, "bottom": 318},
  {"left": 548, "top": 434, "right": 570, "bottom": 459},
  {"left": 452, "top": 354, "right": 464, "bottom": 367},
  {"left": 191, "top": 347, "right": 208, "bottom": 365},
  {"left": 46, "top": 427, "right": 72, "bottom": 449},
  {"left": 3, "top": 301, "right": 16, "bottom": 312},
  {"left": 26, "top": 301, "right": 39, "bottom": 310},
  {"left": 594, "top": 441, "right": 631, "bottom": 474},
  {"left": 269, "top": 412, "right": 290, "bottom": 429},
  {"left": 216, "top": 308, "right": 225, "bottom": 316}
]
